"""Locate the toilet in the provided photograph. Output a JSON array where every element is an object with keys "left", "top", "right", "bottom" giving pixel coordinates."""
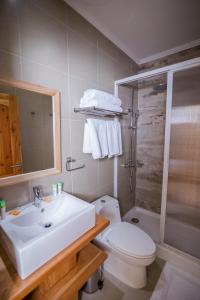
[{"left": 92, "top": 195, "right": 156, "bottom": 288}]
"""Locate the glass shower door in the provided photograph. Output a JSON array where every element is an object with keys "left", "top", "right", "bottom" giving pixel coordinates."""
[{"left": 164, "top": 65, "right": 200, "bottom": 259}]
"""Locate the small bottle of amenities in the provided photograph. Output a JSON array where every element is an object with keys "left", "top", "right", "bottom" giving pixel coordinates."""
[
  {"left": 57, "top": 182, "right": 63, "bottom": 195},
  {"left": 52, "top": 183, "right": 58, "bottom": 196},
  {"left": 0, "top": 199, "right": 6, "bottom": 220}
]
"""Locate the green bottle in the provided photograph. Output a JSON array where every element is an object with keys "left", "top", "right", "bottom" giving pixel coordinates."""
[{"left": 0, "top": 199, "right": 6, "bottom": 220}]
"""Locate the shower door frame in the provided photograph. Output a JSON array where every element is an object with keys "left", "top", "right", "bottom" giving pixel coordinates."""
[{"left": 114, "top": 56, "right": 200, "bottom": 261}]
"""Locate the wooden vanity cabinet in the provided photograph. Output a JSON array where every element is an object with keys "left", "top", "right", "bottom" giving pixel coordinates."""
[{"left": 0, "top": 214, "right": 109, "bottom": 300}]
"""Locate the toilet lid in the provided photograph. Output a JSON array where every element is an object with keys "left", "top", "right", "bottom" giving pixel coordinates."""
[{"left": 106, "top": 222, "right": 156, "bottom": 258}]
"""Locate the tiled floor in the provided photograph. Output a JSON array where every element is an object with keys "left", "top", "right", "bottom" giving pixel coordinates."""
[
  {"left": 150, "top": 262, "right": 200, "bottom": 300},
  {"left": 79, "top": 258, "right": 165, "bottom": 300}
]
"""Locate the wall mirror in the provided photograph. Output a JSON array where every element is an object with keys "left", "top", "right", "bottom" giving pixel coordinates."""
[{"left": 0, "top": 77, "right": 61, "bottom": 187}]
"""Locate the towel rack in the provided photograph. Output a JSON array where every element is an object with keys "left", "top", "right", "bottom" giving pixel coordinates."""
[
  {"left": 74, "top": 107, "right": 128, "bottom": 117},
  {"left": 66, "top": 157, "right": 85, "bottom": 171}
]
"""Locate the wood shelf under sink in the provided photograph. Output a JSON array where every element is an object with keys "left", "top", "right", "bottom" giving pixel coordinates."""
[
  {"left": 31, "top": 243, "right": 107, "bottom": 300},
  {"left": 0, "top": 214, "right": 109, "bottom": 300}
]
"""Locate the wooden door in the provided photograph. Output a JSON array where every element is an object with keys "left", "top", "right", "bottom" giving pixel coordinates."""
[{"left": 0, "top": 93, "right": 22, "bottom": 177}]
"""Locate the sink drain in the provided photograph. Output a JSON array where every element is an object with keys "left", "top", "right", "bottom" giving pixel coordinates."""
[
  {"left": 44, "top": 222, "right": 53, "bottom": 228},
  {"left": 131, "top": 217, "right": 139, "bottom": 224}
]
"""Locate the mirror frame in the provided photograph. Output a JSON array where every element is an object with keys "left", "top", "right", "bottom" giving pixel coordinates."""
[{"left": 0, "top": 76, "right": 61, "bottom": 187}]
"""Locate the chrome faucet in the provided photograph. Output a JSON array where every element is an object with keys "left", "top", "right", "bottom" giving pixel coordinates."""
[{"left": 33, "top": 186, "right": 43, "bottom": 208}]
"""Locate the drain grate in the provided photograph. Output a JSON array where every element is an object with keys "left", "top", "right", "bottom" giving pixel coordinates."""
[
  {"left": 131, "top": 217, "right": 139, "bottom": 224},
  {"left": 44, "top": 222, "right": 53, "bottom": 228}
]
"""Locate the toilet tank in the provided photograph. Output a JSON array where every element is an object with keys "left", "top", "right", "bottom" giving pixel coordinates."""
[{"left": 92, "top": 195, "right": 121, "bottom": 224}]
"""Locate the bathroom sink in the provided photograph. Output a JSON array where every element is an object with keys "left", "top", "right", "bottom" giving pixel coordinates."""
[{"left": 0, "top": 192, "right": 95, "bottom": 279}]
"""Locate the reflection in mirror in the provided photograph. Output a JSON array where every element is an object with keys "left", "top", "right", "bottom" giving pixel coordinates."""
[{"left": 0, "top": 85, "right": 54, "bottom": 178}]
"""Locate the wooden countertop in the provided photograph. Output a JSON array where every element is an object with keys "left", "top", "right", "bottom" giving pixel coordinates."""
[{"left": 0, "top": 214, "right": 109, "bottom": 300}]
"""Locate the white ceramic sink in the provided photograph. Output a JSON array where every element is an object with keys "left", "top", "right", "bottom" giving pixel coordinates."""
[{"left": 0, "top": 192, "right": 95, "bottom": 279}]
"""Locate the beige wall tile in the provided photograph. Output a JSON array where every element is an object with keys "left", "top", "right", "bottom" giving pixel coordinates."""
[
  {"left": 33, "top": 0, "right": 69, "bottom": 25},
  {"left": 70, "top": 119, "right": 91, "bottom": 160},
  {"left": 0, "top": 2, "right": 20, "bottom": 55},
  {"left": 19, "top": 1, "right": 68, "bottom": 73},
  {"left": 98, "top": 158, "right": 114, "bottom": 188},
  {"left": 0, "top": 50, "right": 22, "bottom": 79},
  {"left": 61, "top": 118, "right": 71, "bottom": 172},
  {"left": 0, "top": 0, "right": 137, "bottom": 211},
  {"left": 68, "top": 30, "right": 98, "bottom": 82},
  {"left": 98, "top": 34, "right": 120, "bottom": 60},
  {"left": 68, "top": 6, "right": 98, "bottom": 46},
  {"left": 0, "top": 0, "right": 18, "bottom": 18},
  {"left": 116, "top": 48, "right": 133, "bottom": 71},
  {"left": 30, "top": 172, "right": 72, "bottom": 196},
  {"left": 98, "top": 50, "right": 116, "bottom": 92},
  {"left": 21, "top": 59, "right": 69, "bottom": 118},
  {"left": 0, "top": 182, "right": 31, "bottom": 211},
  {"left": 97, "top": 184, "right": 114, "bottom": 199},
  {"left": 72, "top": 159, "right": 98, "bottom": 202},
  {"left": 69, "top": 76, "right": 98, "bottom": 120},
  {"left": 114, "top": 62, "right": 132, "bottom": 81}
]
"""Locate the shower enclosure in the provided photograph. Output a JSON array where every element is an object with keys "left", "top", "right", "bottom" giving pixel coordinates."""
[{"left": 115, "top": 57, "right": 200, "bottom": 262}]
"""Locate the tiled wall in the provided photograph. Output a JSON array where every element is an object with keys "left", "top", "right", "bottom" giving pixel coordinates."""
[
  {"left": 136, "top": 77, "right": 166, "bottom": 214},
  {"left": 0, "top": 0, "right": 137, "bottom": 210},
  {"left": 117, "top": 85, "right": 138, "bottom": 215},
  {"left": 139, "top": 45, "right": 200, "bottom": 71}
]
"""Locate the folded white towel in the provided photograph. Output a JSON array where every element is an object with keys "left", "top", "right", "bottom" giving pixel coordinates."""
[
  {"left": 81, "top": 89, "right": 122, "bottom": 106},
  {"left": 80, "top": 101, "right": 123, "bottom": 112},
  {"left": 83, "top": 119, "right": 108, "bottom": 159},
  {"left": 106, "top": 120, "right": 123, "bottom": 157}
]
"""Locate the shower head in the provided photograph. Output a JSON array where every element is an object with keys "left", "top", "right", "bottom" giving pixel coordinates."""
[
  {"left": 153, "top": 82, "right": 167, "bottom": 92},
  {"left": 143, "top": 81, "right": 167, "bottom": 97}
]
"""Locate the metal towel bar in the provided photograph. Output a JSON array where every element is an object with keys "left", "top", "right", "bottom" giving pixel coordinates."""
[
  {"left": 66, "top": 157, "right": 85, "bottom": 171},
  {"left": 74, "top": 106, "right": 128, "bottom": 117}
]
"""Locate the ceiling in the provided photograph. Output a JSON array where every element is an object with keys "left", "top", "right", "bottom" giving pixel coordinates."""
[{"left": 65, "top": 0, "right": 200, "bottom": 65}]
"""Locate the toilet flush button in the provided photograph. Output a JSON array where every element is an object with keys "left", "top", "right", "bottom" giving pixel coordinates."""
[{"left": 101, "top": 199, "right": 106, "bottom": 203}]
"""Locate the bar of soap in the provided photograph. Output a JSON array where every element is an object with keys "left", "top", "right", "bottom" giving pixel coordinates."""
[
  {"left": 9, "top": 210, "right": 21, "bottom": 216},
  {"left": 43, "top": 196, "right": 53, "bottom": 203}
]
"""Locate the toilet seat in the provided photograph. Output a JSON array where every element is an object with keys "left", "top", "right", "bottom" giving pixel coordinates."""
[{"left": 106, "top": 222, "right": 156, "bottom": 259}]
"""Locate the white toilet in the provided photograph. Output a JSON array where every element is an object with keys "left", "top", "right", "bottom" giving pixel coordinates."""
[{"left": 92, "top": 195, "right": 156, "bottom": 288}]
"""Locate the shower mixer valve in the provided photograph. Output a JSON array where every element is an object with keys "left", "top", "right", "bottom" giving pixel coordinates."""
[{"left": 120, "top": 160, "right": 144, "bottom": 168}]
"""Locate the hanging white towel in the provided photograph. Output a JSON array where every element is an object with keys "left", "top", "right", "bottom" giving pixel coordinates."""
[
  {"left": 83, "top": 122, "right": 92, "bottom": 154},
  {"left": 97, "top": 120, "right": 109, "bottom": 157},
  {"left": 116, "top": 121, "right": 123, "bottom": 155},
  {"left": 83, "top": 119, "right": 122, "bottom": 159},
  {"left": 83, "top": 119, "right": 108, "bottom": 159},
  {"left": 106, "top": 120, "right": 123, "bottom": 157},
  {"left": 81, "top": 89, "right": 122, "bottom": 106},
  {"left": 86, "top": 119, "right": 101, "bottom": 159}
]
